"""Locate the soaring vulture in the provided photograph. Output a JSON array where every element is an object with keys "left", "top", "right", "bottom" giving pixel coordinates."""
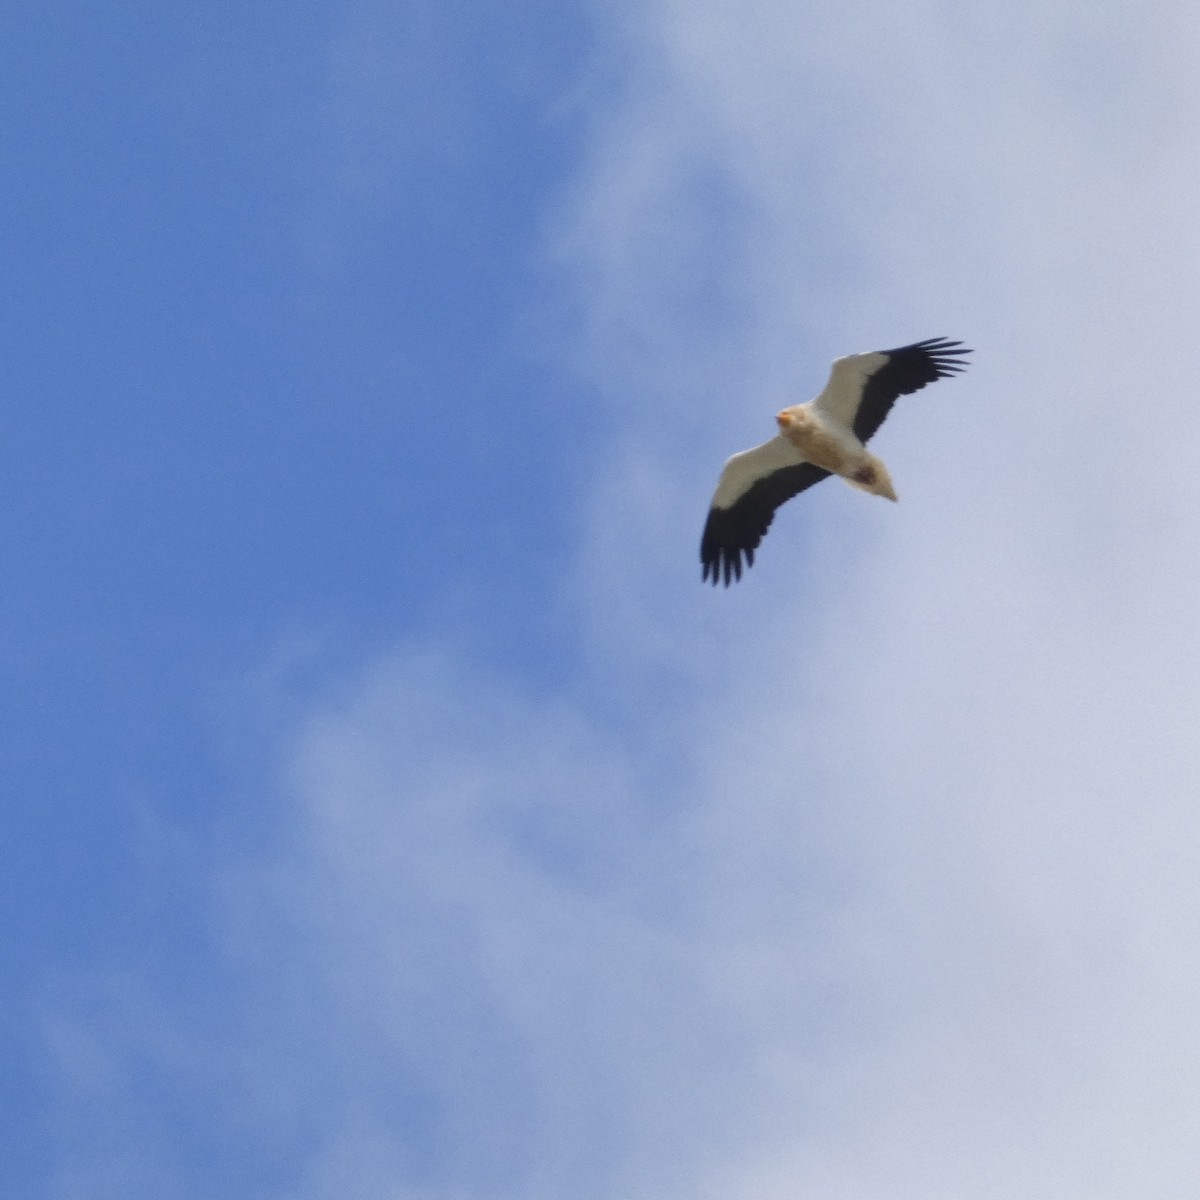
[{"left": 700, "top": 337, "right": 972, "bottom": 585}]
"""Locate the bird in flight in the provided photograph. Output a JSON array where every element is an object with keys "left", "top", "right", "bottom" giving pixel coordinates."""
[{"left": 700, "top": 337, "right": 972, "bottom": 585}]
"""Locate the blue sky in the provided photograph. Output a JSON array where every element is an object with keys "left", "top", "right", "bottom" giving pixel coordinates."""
[
  {"left": 6, "top": 0, "right": 594, "bottom": 1188},
  {"left": 10, "top": 0, "right": 1200, "bottom": 1197}
]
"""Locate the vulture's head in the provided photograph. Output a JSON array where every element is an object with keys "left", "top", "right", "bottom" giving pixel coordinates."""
[{"left": 776, "top": 408, "right": 811, "bottom": 433}]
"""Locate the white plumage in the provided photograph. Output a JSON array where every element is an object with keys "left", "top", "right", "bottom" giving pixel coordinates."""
[{"left": 701, "top": 338, "right": 972, "bottom": 585}]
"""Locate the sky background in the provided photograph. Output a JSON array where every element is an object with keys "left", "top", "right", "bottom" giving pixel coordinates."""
[{"left": 7, "top": 0, "right": 1200, "bottom": 1196}]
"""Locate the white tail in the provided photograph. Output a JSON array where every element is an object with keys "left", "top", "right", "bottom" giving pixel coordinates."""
[{"left": 843, "top": 452, "right": 897, "bottom": 501}]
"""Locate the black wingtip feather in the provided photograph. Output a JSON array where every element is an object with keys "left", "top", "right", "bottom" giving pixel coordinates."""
[
  {"left": 851, "top": 336, "right": 973, "bottom": 444},
  {"left": 699, "top": 462, "right": 831, "bottom": 586}
]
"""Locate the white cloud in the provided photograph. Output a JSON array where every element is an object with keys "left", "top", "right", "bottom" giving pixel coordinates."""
[{"left": 536, "top": 1, "right": 1200, "bottom": 1192}]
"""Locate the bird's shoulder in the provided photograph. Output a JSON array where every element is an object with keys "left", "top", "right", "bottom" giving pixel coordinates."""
[
  {"left": 711, "top": 436, "right": 808, "bottom": 508},
  {"left": 811, "top": 351, "right": 891, "bottom": 426}
]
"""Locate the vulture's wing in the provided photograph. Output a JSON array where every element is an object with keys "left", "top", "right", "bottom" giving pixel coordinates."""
[
  {"left": 700, "top": 436, "right": 830, "bottom": 586},
  {"left": 849, "top": 338, "right": 972, "bottom": 443}
]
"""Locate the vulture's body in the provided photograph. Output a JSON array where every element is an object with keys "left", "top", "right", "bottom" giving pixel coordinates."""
[{"left": 701, "top": 338, "right": 972, "bottom": 585}]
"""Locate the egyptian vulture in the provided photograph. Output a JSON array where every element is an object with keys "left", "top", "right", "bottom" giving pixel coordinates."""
[{"left": 700, "top": 337, "right": 972, "bottom": 585}]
